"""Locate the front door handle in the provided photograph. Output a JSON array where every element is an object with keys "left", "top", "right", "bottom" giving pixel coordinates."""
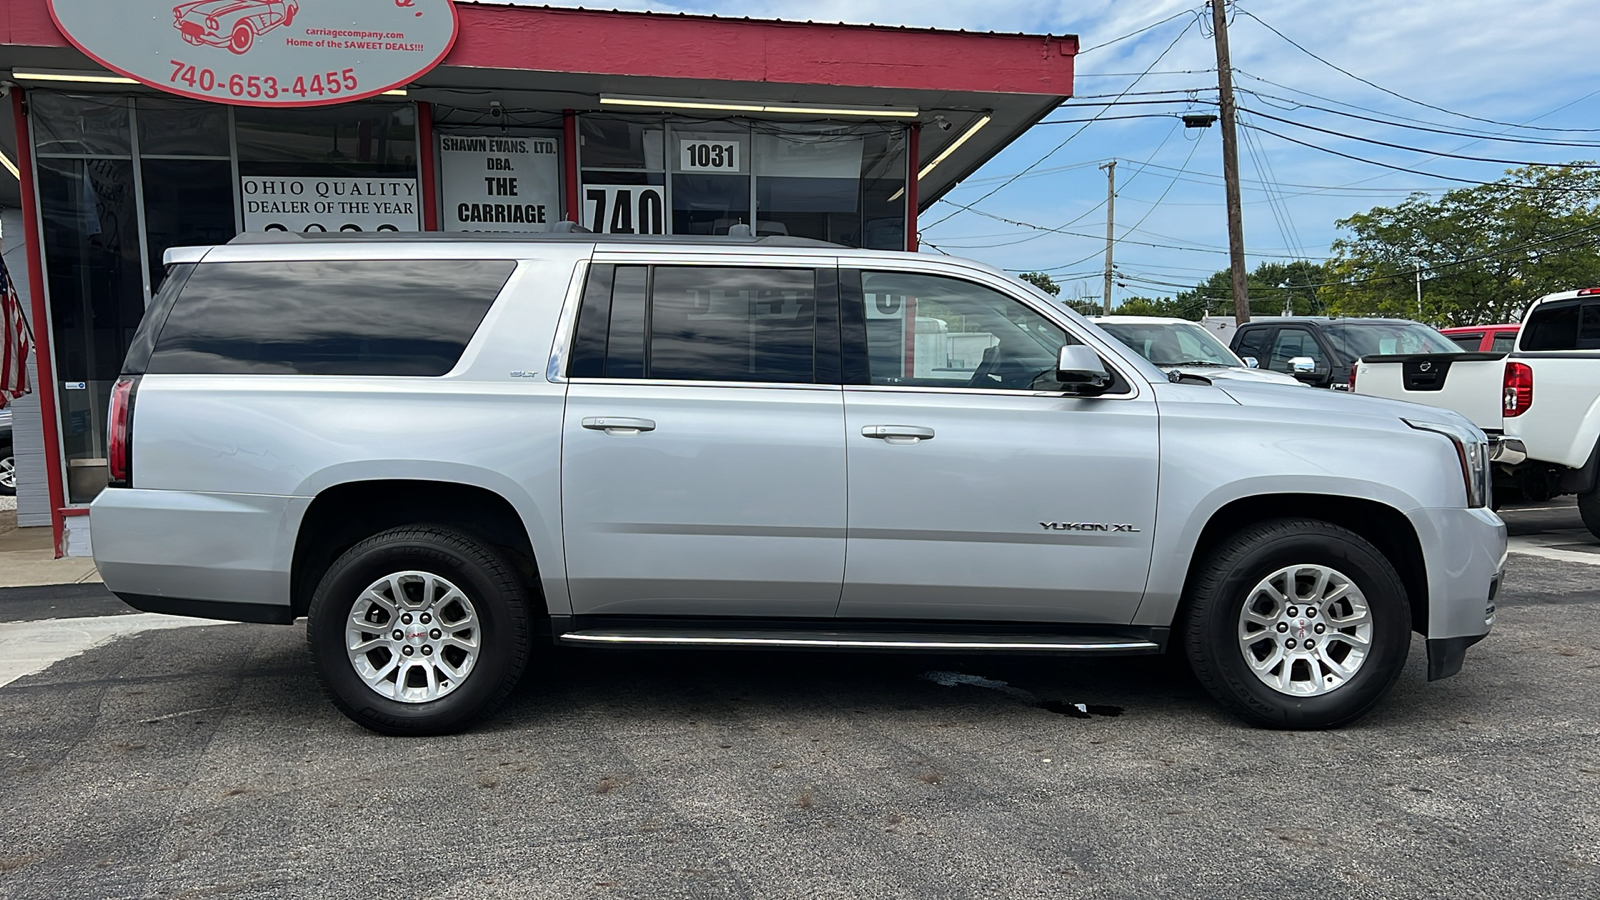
[
  {"left": 582, "top": 416, "right": 656, "bottom": 436},
  {"left": 861, "top": 425, "right": 935, "bottom": 444}
]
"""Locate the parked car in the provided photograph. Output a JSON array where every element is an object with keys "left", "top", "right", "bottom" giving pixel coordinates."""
[
  {"left": 1230, "top": 317, "right": 1463, "bottom": 389},
  {"left": 1091, "top": 315, "right": 1304, "bottom": 386},
  {"left": 173, "top": 0, "right": 299, "bottom": 55},
  {"left": 1441, "top": 324, "right": 1519, "bottom": 353},
  {"left": 92, "top": 232, "right": 1505, "bottom": 735},
  {"left": 1352, "top": 288, "right": 1600, "bottom": 530},
  {"left": 0, "top": 402, "right": 13, "bottom": 497}
]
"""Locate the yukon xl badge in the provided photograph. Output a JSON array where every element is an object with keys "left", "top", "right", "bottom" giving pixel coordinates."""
[{"left": 1041, "top": 522, "right": 1141, "bottom": 533}]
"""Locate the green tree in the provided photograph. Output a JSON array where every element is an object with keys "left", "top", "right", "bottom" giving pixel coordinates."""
[
  {"left": 1174, "top": 260, "right": 1332, "bottom": 319},
  {"left": 1324, "top": 165, "right": 1600, "bottom": 326},
  {"left": 1018, "top": 271, "right": 1061, "bottom": 296}
]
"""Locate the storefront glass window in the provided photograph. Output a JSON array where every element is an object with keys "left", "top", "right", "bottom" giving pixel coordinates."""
[
  {"left": 136, "top": 98, "right": 229, "bottom": 156},
  {"left": 29, "top": 92, "right": 130, "bottom": 157},
  {"left": 140, "top": 158, "right": 236, "bottom": 291},
  {"left": 35, "top": 156, "right": 143, "bottom": 503},
  {"left": 670, "top": 124, "right": 750, "bottom": 235},
  {"left": 235, "top": 102, "right": 417, "bottom": 176}
]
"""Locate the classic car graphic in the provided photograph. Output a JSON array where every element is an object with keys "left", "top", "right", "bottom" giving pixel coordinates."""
[{"left": 173, "top": 0, "right": 299, "bottom": 55}]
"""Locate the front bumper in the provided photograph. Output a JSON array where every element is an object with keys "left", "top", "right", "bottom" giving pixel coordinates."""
[{"left": 1409, "top": 506, "right": 1505, "bottom": 680}]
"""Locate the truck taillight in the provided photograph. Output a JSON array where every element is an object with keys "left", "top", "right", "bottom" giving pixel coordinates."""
[
  {"left": 1503, "top": 362, "right": 1532, "bottom": 417},
  {"left": 1348, "top": 363, "right": 1358, "bottom": 391},
  {"left": 107, "top": 375, "right": 138, "bottom": 487}
]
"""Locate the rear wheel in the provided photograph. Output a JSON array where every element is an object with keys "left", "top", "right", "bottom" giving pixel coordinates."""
[
  {"left": 1184, "top": 518, "right": 1411, "bottom": 729},
  {"left": 1579, "top": 488, "right": 1600, "bottom": 541},
  {"left": 307, "top": 526, "right": 530, "bottom": 735},
  {"left": 0, "top": 446, "right": 14, "bottom": 496}
]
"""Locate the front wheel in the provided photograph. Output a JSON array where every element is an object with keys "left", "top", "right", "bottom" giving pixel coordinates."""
[
  {"left": 307, "top": 526, "right": 531, "bottom": 735},
  {"left": 1184, "top": 519, "right": 1411, "bottom": 729}
]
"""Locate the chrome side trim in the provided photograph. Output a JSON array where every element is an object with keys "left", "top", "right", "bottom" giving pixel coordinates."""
[{"left": 559, "top": 631, "right": 1159, "bottom": 652}]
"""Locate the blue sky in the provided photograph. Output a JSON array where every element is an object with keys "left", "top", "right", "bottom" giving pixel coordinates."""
[{"left": 514, "top": 1, "right": 1600, "bottom": 307}]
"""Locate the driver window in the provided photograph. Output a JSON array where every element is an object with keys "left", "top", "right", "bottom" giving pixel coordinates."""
[
  {"left": 1267, "top": 327, "right": 1325, "bottom": 373},
  {"left": 859, "top": 271, "right": 1069, "bottom": 390}
]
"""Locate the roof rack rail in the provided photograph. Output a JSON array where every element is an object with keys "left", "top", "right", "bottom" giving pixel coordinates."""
[{"left": 226, "top": 230, "right": 844, "bottom": 248}]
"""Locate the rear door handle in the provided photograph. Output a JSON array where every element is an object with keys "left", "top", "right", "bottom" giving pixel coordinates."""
[
  {"left": 861, "top": 425, "right": 935, "bottom": 444},
  {"left": 581, "top": 416, "right": 656, "bottom": 436}
]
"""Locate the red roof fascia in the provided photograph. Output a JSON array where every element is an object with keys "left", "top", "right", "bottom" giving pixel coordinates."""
[
  {"left": 448, "top": 5, "right": 1075, "bottom": 95},
  {"left": 3, "top": 1, "right": 1075, "bottom": 96}
]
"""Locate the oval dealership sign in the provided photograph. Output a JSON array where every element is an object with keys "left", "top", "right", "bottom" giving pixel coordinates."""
[{"left": 47, "top": 0, "right": 458, "bottom": 107}]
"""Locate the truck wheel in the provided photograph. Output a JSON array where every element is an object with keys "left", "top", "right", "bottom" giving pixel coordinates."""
[
  {"left": 307, "top": 526, "right": 530, "bottom": 736},
  {"left": 0, "top": 447, "right": 14, "bottom": 496},
  {"left": 1579, "top": 489, "right": 1600, "bottom": 542},
  {"left": 1184, "top": 518, "right": 1411, "bottom": 729}
]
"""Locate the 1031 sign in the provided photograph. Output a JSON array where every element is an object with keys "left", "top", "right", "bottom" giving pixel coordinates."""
[
  {"left": 585, "top": 185, "right": 666, "bottom": 235},
  {"left": 679, "top": 140, "right": 740, "bottom": 172}
]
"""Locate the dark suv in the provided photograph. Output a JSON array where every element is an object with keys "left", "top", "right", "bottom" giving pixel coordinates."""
[{"left": 1229, "top": 317, "right": 1462, "bottom": 389}]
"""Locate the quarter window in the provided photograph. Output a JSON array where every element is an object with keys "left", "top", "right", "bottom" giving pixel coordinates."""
[
  {"left": 1490, "top": 332, "right": 1517, "bottom": 354},
  {"left": 145, "top": 260, "right": 515, "bottom": 376}
]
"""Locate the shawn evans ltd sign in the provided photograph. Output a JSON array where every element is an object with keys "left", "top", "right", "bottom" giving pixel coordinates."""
[
  {"left": 46, "top": 0, "right": 458, "bottom": 107},
  {"left": 439, "top": 135, "right": 561, "bottom": 232}
]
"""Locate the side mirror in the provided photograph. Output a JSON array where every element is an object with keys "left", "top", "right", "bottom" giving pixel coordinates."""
[
  {"left": 1242, "top": 356, "right": 1260, "bottom": 369},
  {"left": 1289, "top": 356, "right": 1316, "bottom": 374},
  {"left": 1056, "top": 345, "right": 1111, "bottom": 395}
]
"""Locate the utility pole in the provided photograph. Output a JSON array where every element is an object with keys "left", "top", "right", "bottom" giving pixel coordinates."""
[
  {"left": 1210, "top": 0, "right": 1250, "bottom": 324},
  {"left": 1415, "top": 265, "right": 1423, "bottom": 320},
  {"left": 1100, "top": 159, "right": 1116, "bottom": 315}
]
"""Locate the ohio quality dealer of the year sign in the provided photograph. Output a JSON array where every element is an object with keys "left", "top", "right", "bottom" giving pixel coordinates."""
[{"left": 46, "top": 0, "right": 458, "bottom": 107}]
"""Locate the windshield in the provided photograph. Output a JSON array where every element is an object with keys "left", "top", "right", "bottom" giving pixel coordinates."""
[
  {"left": 1322, "top": 322, "right": 1462, "bottom": 358},
  {"left": 1098, "top": 321, "right": 1243, "bottom": 367}
]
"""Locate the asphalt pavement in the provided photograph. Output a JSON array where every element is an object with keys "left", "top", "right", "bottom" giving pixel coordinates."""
[{"left": 0, "top": 502, "right": 1595, "bottom": 899}]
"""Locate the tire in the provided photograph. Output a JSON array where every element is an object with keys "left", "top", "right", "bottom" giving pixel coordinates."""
[
  {"left": 0, "top": 446, "right": 14, "bottom": 496},
  {"left": 307, "top": 526, "right": 531, "bottom": 736},
  {"left": 1580, "top": 488, "right": 1600, "bottom": 542},
  {"left": 229, "top": 22, "right": 254, "bottom": 54},
  {"left": 1183, "top": 518, "right": 1411, "bottom": 729}
]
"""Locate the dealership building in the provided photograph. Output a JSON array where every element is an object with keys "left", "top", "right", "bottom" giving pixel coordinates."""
[{"left": 0, "top": 0, "right": 1076, "bottom": 554}]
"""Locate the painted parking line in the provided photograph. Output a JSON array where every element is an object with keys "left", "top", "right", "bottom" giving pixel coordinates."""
[
  {"left": 1507, "top": 532, "right": 1600, "bottom": 566},
  {"left": 0, "top": 613, "right": 235, "bottom": 689}
]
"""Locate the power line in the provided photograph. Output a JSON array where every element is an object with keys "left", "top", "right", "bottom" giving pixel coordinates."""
[
  {"left": 1242, "top": 122, "right": 1600, "bottom": 188},
  {"left": 1240, "top": 107, "right": 1600, "bottom": 169},
  {"left": 1078, "top": 6, "right": 1202, "bottom": 54},
  {"left": 921, "top": 16, "right": 1198, "bottom": 230},
  {"left": 1239, "top": 88, "right": 1600, "bottom": 149},
  {"left": 1235, "top": 5, "right": 1600, "bottom": 135}
]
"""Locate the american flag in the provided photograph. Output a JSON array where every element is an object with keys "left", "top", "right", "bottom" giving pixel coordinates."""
[{"left": 0, "top": 252, "right": 33, "bottom": 404}]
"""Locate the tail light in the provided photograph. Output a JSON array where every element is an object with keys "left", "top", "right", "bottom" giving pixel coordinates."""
[
  {"left": 1503, "top": 362, "right": 1532, "bottom": 417},
  {"left": 1348, "top": 363, "right": 1358, "bottom": 392},
  {"left": 107, "top": 375, "right": 139, "bottom": 487}
]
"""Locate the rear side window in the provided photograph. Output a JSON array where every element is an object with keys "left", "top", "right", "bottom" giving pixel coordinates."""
[
  {"left": 1447, "top": 332, "right": 1483, "bottom": 351},
  {"left": 1490, "top": 331, "right": 1517, "bottom": 353},
  {"left": 1233, "top": 327, "right": 1268, "bottom": 359},
  {"left": 1519, "top": 301, "right": 1600, "bottom": 351},
  {"left": 570, "top": 265, "right": 820, "bottom": 384},
  {"left": 146, "top": 260, "right": 516, "bottom": 376}
]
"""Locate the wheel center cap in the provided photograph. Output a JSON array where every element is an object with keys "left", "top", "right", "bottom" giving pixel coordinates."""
[{"left": 1294, "top": 618, "right": 1309, "bottom": 639}]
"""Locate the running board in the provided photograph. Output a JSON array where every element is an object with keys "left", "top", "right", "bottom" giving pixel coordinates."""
[{"left": 558, "top": 628, "right": 1160, "bottom": 654}]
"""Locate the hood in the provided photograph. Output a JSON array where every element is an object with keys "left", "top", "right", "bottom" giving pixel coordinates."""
[
  {"left": 1214, "top": 378, "right": 1482, "bottom": 433},
  {"left": 1163, "top": 364, "right": 1304, "bottom": 386}
]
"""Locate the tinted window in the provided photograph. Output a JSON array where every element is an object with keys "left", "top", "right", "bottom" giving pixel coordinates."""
[
  {"left": 649, "top": 267, "right": 815, "bottom": 382},
  {"left": 1491, "top": 332, "right": 1517, "bottom": 353},
  {"left": 1522, "top": 302, "right": 1580, "bottom": 351},
  {"left": 1448, "top": 333, "right": 1483, "bottom": 351},
  {"left": 858, "top": 271, "right": 1068, "bottom": 390},
  {"left": 147, "top": 260, "right": 516, "bottom": 376},
  {"left": 1322, "top": 322, "right": 1461, "bottom": 358},
  {"left": 1266, "top": 328, "right": 1325, "bottom": 373},
  {"left": 570, "top": 265, "right": 819, "bottom": 384},
  {"left": 1234, "top": 327, "right": 1268, "bottom": 359},
  {"left": 1583, "top": 304, "right": 1600, "bottom": 350}
]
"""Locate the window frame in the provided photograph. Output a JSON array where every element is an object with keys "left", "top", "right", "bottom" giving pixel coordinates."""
[{"left": 837, "top": 264, "right": 1141, "bottom": 398}]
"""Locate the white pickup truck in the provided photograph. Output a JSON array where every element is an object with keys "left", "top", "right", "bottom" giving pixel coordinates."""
[{"left": 1352, "top": 288, "right": 1600, "bottom": 536}]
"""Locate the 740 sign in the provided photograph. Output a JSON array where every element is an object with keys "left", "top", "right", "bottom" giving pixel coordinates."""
[{"left": 169, "top": 61, "right": 357, "bottom": 99}]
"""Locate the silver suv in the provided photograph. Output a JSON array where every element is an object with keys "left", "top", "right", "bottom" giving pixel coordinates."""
[{"left": 92, "top": 233, "right": 1506, "bottom": 735}]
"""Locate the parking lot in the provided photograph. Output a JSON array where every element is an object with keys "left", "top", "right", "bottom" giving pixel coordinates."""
[{"left": 0, "top": 502, "right": 1595, "bottom": 899}]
